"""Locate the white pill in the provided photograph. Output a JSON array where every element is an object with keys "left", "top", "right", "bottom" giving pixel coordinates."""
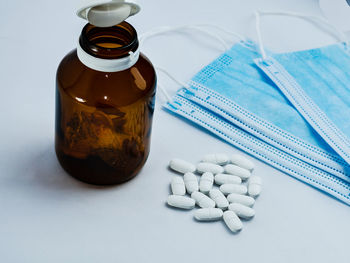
[
  {"left": 194, "top": 208, "right": 223, "bottom": 221},
  {"left": 167, "top": 195, "right": 195, "bottom": 210},
  {"left": 231, "top": 154, "right": 255, "bottom": 171},
  {"left": 170, "top": 176, "right": 186, "bottom": 196},
  {"left": 191, "top": 191, "right": 216, "bottom": 208},
  {"left": 223, "top": 211, "right": 242, "bottom": 233},
  {"left": 227, "top": 193, "right": 255, "bottom": 207},
  {"left": 248, "top": 176, "right": 262, "bottom": 198},
  {"left": 197, "top": 162, "right": 224, "bottom": 174},
  {"left": 209, "top": 189, "right": 229, "bottom": 209},
  {"left": 224, "top": 164, "right": 251, "bottom": 180},
  {"left": 220, "top": 184, "right": 248, "bottom": 195},
  {"left": 184, "top": 172, "right": 199, "bottom": 194},
  {"left": 228, "top": 203, "right": 255, "bottom": 219},
  {"left": 214, "top": 173, "right": 242, "bottom": 185},
  {"left": 199, "top": 172, "right": 214, "bottom": 194},
  {"left": 169, "top": 158, "right": 196, "bottom": 174},
  {"left": 201, "top": 153, "right": 229, "bottom": 165}
]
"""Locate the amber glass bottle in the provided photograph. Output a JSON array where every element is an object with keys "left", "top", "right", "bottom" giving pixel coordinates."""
[{"left": 56, "top": 22, "right": 156, "bottom": 185}]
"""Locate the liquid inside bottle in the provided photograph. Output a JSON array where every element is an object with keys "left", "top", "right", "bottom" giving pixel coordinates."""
[{"left": 55, "top": 22, "right": 156, "bottom": 185}]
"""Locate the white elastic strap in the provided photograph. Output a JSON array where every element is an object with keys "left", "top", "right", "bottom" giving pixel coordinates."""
[
  {"left": 155, "top": 66, "right": 190, "bottom": 89},
  {"left": 157, "top": 83, "right": 172, "bottom": 102},
  {"left": 254, "top": 11, "right": 267, "bottom": 60},
  {"left": 140, "top": 24, "right": 246, "bottom": 102},
  {"left": 254, "top": 10, "right": 350, "bottom": 60},
  {"left": 77, "top": 41, "right": 140, "bottom": 72},
  {"left": 194, "top": 24, "right": 246, "bottom": 43},
  {"left": 155, "top": 66, "right": 191, "bottom": 103},
  {"left": 140, "top": 25, "right": 231, "bottom": 51}
]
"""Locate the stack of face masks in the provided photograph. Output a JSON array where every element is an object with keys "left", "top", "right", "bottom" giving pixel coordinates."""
[{"left": 150, "top": 12, "right": 350, "bottom": 205}]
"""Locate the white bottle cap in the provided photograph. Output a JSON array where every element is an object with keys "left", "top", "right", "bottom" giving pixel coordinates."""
[{"left": 77, "top": 0, "right": 140, "bottom": 27}]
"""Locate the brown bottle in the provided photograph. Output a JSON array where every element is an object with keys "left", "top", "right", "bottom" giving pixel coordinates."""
[{"left": 55, "top": 21, "right": 156, "bottom": 185}]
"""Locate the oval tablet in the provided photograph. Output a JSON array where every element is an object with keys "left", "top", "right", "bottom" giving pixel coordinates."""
[
  {"left": 184, "top": 172, "right": 199, "bottom": 194},
  {"left": 199, "top": 172, "right": 214, "bottom": 194},
  {"left": 248, "top": 176, "right": 262, "bottom": 198},
  {"left": 169, "top": 158, "right": 196, "bottom": 174},
  {"left": 194, "top": 208, "right": 223, "bottom": 221},
  {"left": 197, "top": 162, "right": 224, "bottom": 174},
  {"left": 223, "top": 211, "right": 242, "bottom": 233},
  {"left": 231, "top": 154, "right": 255, "bottom": 171},
  {"left": 191, "top": 191, "right": 215, "bottom": 208},
  {"left": 214, "top": 173, "right": 242, "bottom": 185},
  {"left": 228, "top": 203, "right": 255, "bottom": 219},
  {"left": 224, "top": 164, "right": 251, "bottom": 180},
  {"left": 209, "top": 189, "right": 229, "bottom": 209},
  {"left": 167, "top": 195, "right": 195, "bottom": 210},
  {"left": 201, "top": 153, "right": 229, "bottom": 165},
  {"left": 227, "top": 193, "right": 255, "bottom": 207},
  {"left": 219, "top": 184, "right": 248, "bottom": 195},
  {"left": 170, "top": 176, "right": 186, "bottom": 196}
]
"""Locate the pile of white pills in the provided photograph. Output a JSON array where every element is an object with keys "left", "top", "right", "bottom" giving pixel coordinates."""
[{"left": 166, "top": 153, "right": 262, "bottom": 233}]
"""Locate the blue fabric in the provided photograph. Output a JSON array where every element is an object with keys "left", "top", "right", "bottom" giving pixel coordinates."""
[
  {"left": 191, "top": 42, "right": 335, "bottom": 152},
  {"left": 164, "top": 40, "right": 350, "bottom": 205},
  {"left": 255, "top": 43, "right": 350, "bottom": 165},
  {"left": 273, "top": 45, "right": 350, "bottom": 136},
  {"left": 165, "top": 94, "right": 350, "bottom": 205}
]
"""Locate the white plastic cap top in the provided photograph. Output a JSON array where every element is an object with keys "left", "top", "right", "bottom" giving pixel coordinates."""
[{"left": 77, "top": 0, "right": 140, "bottom": 27}]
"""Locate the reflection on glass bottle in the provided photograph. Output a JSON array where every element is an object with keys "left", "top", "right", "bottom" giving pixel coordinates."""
[{"left": 55, "top": 22, "right": 156, "bottom": 185}]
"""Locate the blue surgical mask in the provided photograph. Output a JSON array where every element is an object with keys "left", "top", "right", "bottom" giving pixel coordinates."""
[
  {"left": 254, "top": 26, "right": 350, "bottom": 166},
  {"left": 176, "top": 41, "right": 349, "bottom": 175},
  {"left": 141, "top": 21, "right": 350, "bottom": 205},
  {"left": 166, "top": 94, "right": 350, "bottom": 205},
  {"left": 164, "top": 40, "right": 350, "bottom": 205}
]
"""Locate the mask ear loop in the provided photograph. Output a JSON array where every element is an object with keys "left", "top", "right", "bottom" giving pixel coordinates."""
[
  {"left": 254, "top": 11, "right": 268, "bottom": 60},
  {"left": 191, "top": 24, "right": 246, "bottom": 44},
  {"left": 155, "top": 66, "right": 190, "bottom": 103},
  {"left": 254, "top": 10, "right": 350, "bottom": 60},
  {"left": 140, "top": 25, "right": 233, "bottom": 51},
  {"left": 140, "top": 25, "right": 246, "bottom": 49},
  {"left": 140, "top": 25, "right": 246, "bottom": 103},
  {"left": 193, "top": 24, "right": 258, "bottom": 51}
]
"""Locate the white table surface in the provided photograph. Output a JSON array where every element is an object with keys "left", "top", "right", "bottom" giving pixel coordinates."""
[{"left": 1, "top": 0, "right": 350, "bottom": 262}]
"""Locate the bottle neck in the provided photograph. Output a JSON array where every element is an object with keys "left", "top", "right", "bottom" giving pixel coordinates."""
[{"left": 77, "top": 22, "right": 140, "bottom": 72}]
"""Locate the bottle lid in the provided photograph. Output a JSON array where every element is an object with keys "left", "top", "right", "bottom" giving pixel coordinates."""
[{"left": 77, "top": 0, "right": 140, "bottom": 27}]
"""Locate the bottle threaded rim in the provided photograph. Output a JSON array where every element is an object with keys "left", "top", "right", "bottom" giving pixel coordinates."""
[{"left": 79, "top": 22, "right": 139, "bottom": 60}]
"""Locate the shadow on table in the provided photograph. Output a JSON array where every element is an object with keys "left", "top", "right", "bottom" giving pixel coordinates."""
[{"left": 18, "top": 143, "right": 120, "bottom": 193}]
